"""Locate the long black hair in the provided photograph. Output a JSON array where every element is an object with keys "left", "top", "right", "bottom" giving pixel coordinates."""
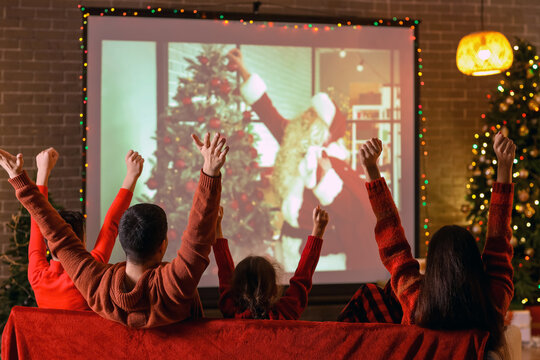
[
  {"left": 230, "top": 256, "right": 280, "bottom": 319},
  {"left": 414, "top": 225, "right": 505, "bottom": 353}
]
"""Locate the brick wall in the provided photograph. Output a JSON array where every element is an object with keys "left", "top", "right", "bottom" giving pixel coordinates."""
[{"left": 1, "top": 0, "right": 539, "bottom": 283}]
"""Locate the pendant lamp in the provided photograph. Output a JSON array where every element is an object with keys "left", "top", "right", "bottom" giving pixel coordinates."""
[{"left": 456, "top": 0, "right": 513, "bottom": 76}]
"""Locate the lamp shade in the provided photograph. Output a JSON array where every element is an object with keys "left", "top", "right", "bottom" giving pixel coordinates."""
[{"left": 456, "top": 31, "right": 513, "bottom": 76}]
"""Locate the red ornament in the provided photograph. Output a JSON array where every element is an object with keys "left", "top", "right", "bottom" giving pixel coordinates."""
[
  {"left": 250, "top": 148, "right": 258, "bottom": 159},
  {"left": 210, "top": 78, "right": 221, "bottom": 87},
  {"left": 235, "top": 130, "right": 245, "bottom": 138},
  {"left": 230, "top": 200, "right": 239, "bottom": 210},
  {"left": 242, "top": 111, "right": 252, "bottom": 121},
  {"left": 186, "top": 180, "right": 197, "bottom": 193},
  {"left": 220, "top": 83, "right": 231, "bottom": 95},
  {"left": 174, "top": 159, "right": 186, "bottom": 169},
  {"left": 163, "top": 136, "right": 172, "bottom": 144},
  {"left": 182, "top": 97, "right": 192, "bottom": 105},
  {"left": 198, "top": 56, "right": 209, "bottom": 65},
  {"left": 209, "top": 117, "right": 221, "bottom": 129},
  {"left": 147, "top": 178, "right": 159, "bottom": 189},
  {"left": 227, "top": 62, "right": 238, "bottom": 71},
  {"left": 245, "top": 203, "right": 254, "bottom": 212},
  {"left": 197, "top": 116, "right": 205, "bottom": 123},
  {"left": 250, "top": 161, "right": 259, "bottom": 169},
  {"left": 240, "top": 193, "right": 248, "bottom": 202}
]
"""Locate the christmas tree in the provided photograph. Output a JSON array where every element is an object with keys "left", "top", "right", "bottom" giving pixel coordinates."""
[
  {"left": 0, "top": 206, "right": 36, "bottom": 331},
  {"left": 465, "top": 39, "right": 540, "bottom": 306},
  {"left": 143, "top": 45, "right": 274, "bottom": 259}
]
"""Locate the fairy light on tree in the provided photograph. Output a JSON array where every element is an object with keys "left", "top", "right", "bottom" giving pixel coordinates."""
[{"left": 465, "top": 39, "right": 540, "bottom": 305}]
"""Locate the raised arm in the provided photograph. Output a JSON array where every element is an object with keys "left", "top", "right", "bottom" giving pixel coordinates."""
[
  {"left": 227, "top": 48, "right": 289, "bottom": 142},
  {"left": 160, "top": 133, "right": 228, "bottom": 302},
  {"left": 360, "top": 139, "right": 421, "bottom": 324},
  {"left": 483, "top": 132, "right": 515, "bottom": 314},
  {"left": 274, "top": 206, "right": 327, "bottom": 319},
  {"left": 212, "top": 207, "right": 237, "bottom": 317},
  {"left": 91, "top": 150, "right": 143, "bottom": 263},
  {"left": 0, "top": 149, "right": 109, "bottom": 301},
  {"left": 28, "top": 148, "right": 58, "bottom": 284}
]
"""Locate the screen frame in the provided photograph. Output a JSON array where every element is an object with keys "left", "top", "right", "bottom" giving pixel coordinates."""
[{"left": 81, "top": 6, "right": 421, "bottom": 307}]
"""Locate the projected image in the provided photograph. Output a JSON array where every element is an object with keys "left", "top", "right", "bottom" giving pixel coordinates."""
[{"left": 87, "top": 17, "right": 416, "bottom": 286}]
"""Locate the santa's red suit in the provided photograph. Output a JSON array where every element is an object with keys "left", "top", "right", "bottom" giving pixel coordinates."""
[{"left": 241, "top": 74, "right": 376, "bottom": 270}]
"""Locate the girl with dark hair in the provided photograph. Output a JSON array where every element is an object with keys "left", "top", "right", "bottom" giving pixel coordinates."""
[
  {"left": 359, "top": 133, "right": 515, "bottom": 357},
  {"left": 213, "top": 205, "right": 328, "bottom": 319}
]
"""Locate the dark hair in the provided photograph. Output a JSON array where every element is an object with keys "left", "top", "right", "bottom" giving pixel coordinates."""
[
  {"left": 231, "top": 256, "right": 279, "bottom": 319},
  {"left": 58, "top": 210, "right": 85, "bottom": 242},
  {"left": 118, "top": 203, "right": 168, "bottom": 264},
  {"left": 414, "top": 225, "right": 504, "bottom": 353}
]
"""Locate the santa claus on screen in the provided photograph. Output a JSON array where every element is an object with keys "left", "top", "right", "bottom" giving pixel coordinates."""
[{"left": 228, "top": 49, "right": 375, "bottom": 270}]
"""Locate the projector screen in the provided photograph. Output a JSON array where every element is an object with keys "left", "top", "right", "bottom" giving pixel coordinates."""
[{"left": 86, "top": 14, "right": 417, "bottom": 287}]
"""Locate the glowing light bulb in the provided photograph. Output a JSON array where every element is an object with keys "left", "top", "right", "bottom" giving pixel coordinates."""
[
  {"left": 356, "top": 64, "right": 364, "bottom": 72},
  {"left": 477, "top": 48, "right": 491, "bottom": 60},
  {"left": 339, "top": 50, "right": 346, "bottom": 58}
]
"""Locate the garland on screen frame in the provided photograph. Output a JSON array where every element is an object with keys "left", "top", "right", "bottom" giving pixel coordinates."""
[{"left": 77, "top": 4, "right": 430, "bottom": 254}]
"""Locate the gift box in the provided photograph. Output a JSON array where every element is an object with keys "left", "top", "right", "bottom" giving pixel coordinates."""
[{"left": 509, "top": 309, "right": 531, "bottom": 343}]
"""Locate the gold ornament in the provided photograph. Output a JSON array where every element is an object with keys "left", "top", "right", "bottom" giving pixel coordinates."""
[
  {"left": 510, "top": 236, "right": 518, "bottom": 247},
  {"left": 519, "top": 124, "right": 529, "bottom": 136},
  {"left": 501, "top": 126, "right": 509, "bottom": 137},
  {"left": 525, "top": 248, "right": 535, "bottom": 257},
  {"left": 472, "top": 224, "right": 482, "bottom": 234},
  {"left": 529, "top": 99, "right": 539, "bottom": 112},
  {"left": 530, "top": 148, "right": 539, "bottom": 157},
  {"left": 515, "top": 204, "right": 524, "bottom": 213},
  {"left": 519, "top": 168, "right": 529, "bottom": 178},
  {"left": 534, "top": 94, "right": 540, "bottom": 103},
  {"left": 499, "top": 102, "right": 509, "bottom": 112},
  {"left": 524, "top": 203, "right": 536, "bottom": 218},
  {"left": 505, "top": 96, "right": 514, "bottom": 105},
  {"left": 473, "top": 169, "right": 482, "bottom": 176},
  {"left": 518, "top": 189, "right": 530, "bottom": 202},
  {"left": 461, "top": 204, "right": 471, "bottom": 213},
  {"left": 487, "top": 178, "right": 494, "bottom": 186}
]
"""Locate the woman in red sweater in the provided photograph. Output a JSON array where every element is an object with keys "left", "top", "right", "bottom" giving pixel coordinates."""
[
  {"left": 29, "top": 147, "right": 143, "bottom": 310},
  {"left": 359, "top": 133, "right": 515, "bottom": 356},
  {"left": 213, "top": 205, "right": 329, "bottom": 319}
]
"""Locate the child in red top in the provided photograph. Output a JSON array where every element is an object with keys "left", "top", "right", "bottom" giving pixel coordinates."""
[
  {"left": 359, "top": 134, "right": 515, "bottom": 355},
  {"left": 29, "top": 148, "right": 144, "bottom": 310},
  {"left": 213, "top": 205, "right": 328, "bottom": 319}
]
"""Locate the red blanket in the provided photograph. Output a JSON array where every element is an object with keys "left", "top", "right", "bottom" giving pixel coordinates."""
[{"left": 2, "top": 306, "right": 488, "bottom": 359}]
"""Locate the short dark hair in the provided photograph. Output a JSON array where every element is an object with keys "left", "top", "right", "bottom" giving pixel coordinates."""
[
  {"left": 231, "top": 256, "right": 280, "bottom": 319},
  {"left": 415, "top": 225, "right": 504, "bottom": 353},
  {"left": 58, "top": 210, "right": 85, "bottom": 242},
  {"left": 119, "top": 203, "right": 168, "bottom": 264}
]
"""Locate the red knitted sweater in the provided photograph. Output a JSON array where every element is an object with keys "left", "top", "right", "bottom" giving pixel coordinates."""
[
  {"left": 366, "top": 177, "right": 514, "bottom": 324},
  {"left": 10, "top": 170, "right": 220, "bottom": 328},
  {"left": 213, "top": 235, "right": 323, "bottom": 319}
]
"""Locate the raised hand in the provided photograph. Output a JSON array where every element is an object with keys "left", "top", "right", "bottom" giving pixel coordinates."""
[
  {"left": 191, "top": 133, "right": 229, "bottom": 177},
  {"left": 0, "top": 149, "right": 24, "bottom": 179},
  {"left": 311, "top": 205, "right": 329, "bottom": 238},
  {"left": 226, "top": 48, "right": 250, "bottom": 80},
  {"left": 36, "top": 147, "right": 59, "bottom": 186},
  {"left": 359, "top": 138, "right": 383, "bottom": 182},
  {"left": 493, "top": 132, "right": 516, "bottom": 184},
  {"left": 216, "top": 206, "right": 224, "bottom": 238},
  {"left": 122, "top": 150, "right": 144, "bottom": 192}
]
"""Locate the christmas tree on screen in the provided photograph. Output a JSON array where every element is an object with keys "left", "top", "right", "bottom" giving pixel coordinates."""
[
  {"left": 465, "top": 39, "right": 540, "bottom": 306},
  {"left": 143, "top": 45, "right": 274, "bottom": 258}
]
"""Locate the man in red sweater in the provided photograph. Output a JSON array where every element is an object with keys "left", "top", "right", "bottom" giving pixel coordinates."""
[
  {"left": 29, "top": 147, "right": 143, "bottom": 310},
  {"left": 0, "top": 132, "right": 229, "bottom": 328}
]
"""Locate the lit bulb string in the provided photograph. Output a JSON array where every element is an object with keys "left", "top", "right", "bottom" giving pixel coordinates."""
[{"left": 77, "top": 6, "right": 426, "bottom": 242}]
